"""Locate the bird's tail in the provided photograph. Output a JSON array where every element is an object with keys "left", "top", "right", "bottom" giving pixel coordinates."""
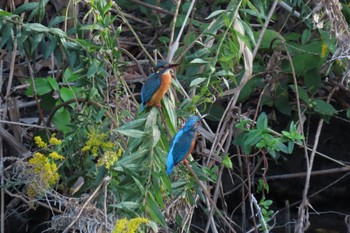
[{"left": 166, "top": 154, "right": 174, "bottom": 176}]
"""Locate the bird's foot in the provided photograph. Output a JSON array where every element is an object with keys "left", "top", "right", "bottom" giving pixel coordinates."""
[
  {"left": 155, "top": 103, "right": 162, "bottom": 109},
  {"left": 183, "top": 159, "right": 189, "bottom": 166}
]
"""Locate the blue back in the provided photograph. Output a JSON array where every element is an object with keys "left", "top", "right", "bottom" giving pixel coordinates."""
[
  {"left": 140, "top": 61, "right": 170, "bottom": 112},
  {"left": 140, "top": 72, "right": 161, "bottom": 111},
  {"left": 166, "top": 116, "right": 200, "bottom": 175}
]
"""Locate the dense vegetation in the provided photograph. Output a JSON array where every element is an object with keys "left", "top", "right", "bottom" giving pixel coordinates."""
[{"left": 1, "top": 0, "right": 350, "bottom": 232}]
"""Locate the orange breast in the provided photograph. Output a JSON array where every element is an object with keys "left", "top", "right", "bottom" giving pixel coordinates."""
[
  {"left": 185, "top": 132, "right": 197, "bottom": 160},
  {"left": 146, "top": 70, "right": 172, "bottom": 107}
]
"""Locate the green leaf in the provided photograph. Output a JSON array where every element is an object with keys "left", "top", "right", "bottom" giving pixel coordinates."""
[
  {"left": 40, "top": 94, "right": 56, "bottom": 110},
  {"left": 87, "top": 60, "right": 98, "bottom": 79},
  {"left": 301, "top": 29, "right": 311, "bottom": 45},
  {"left": 48, "top": 16, "right": 66, "bottom": 27},
  {"left": 34, "top": 78, "right": 53, "bottom": 95},
  {"left": 47, "top": 76, "right": 59, "bottom": 91},
  {"left": 346, "top": 108, "right": 350, "bottom": 119},
  {"left": 256, "top": 112, "right": 268, "bottom": 130},
  {"left": 215, "top": 70, "right": 235, "bottom": 77},
  {"left": 147, "top": 193, "right": 165, "bottom": 226},
  {"left": 268, "top": 149, "right": 277, "bottom": 159},
  {"left": 151, "top": 125, "right": 160, "bottom": 147},
  {"left": 313, "top": 99, "right": 337, "bottom": 116},
  {"left": 162, "top": 97, "right": 177, "bottom": 134},
  {"left": 222, "top": 155, "right": 233, "bottom": 169},
  {"left": 291, "top": 53, "right": 321, "bottom": 75},
  {"left": 49, "top": 28, "right": 66, "bottom": 38},
  {"left": 53, "top": 107, "right": 71, "bottom": 133},
  {"left": 31, "top": 33, "right": 44, "bottom": 54},
  {"left": 111, "top": 201, "right": 139, "bottom": 210},
  {"left": 43, "top": 35, "right": 58, "bottom": 59},
  {"left": 289, "top": 85, "right": 309, "bottom": 102},
  {"left": 13, "top": 2, "right": 39, "bottom": 15},
  {"left": 275, "top": 94, "right": 291, "bottom": 115},
  {"left": 117, "top": 118, "right": 147, "bottom": 130},
  {"left": 0, "top": 24, "right": 13, "bottom": 49},
  {"left": 304, "top": 69, "right": 321, "bottom": 93},
  {"left": 116, "top": 129, "right": 145, "bottom": 138},
  {"left": 60, "top": 87, "right": 75, "bottom": 102},
  {"left": 243, "top": 130, "right": 262, "bottom": 147},
  {"left": 275, "top": 141, "right": 289, "bottom": 154},
  {"left": 190, "top": 77, "right": 206, "bottom": 87},
  {"left": 24, "top": 23, "right": 49, "bottom": 33},
  {"left": 205, "top": 9, "right": 226, "bottom": 19},
  {"left": 158, "top": 36, "right": 169, "bottom": 44},
  {"left": 0, "top": 10, "right": 13, "bottom": 16},
  {"left": 63, "top": 68, "right": 79, "bottom": 82},
  {"left": 190, "top": 58, "right": 209, "bottom": 64},
  {"left": 287, "top": 141, "right": 294, "bottom": 154},
  {"left": 254, "top": 29, "right": 284, "bottom": 49}
]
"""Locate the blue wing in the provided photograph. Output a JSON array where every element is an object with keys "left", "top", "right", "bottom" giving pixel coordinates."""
[
  {"left": 166, "top": 130, "right": 195, "bottom": 175},
  {"left": 140, "top": 73, "right": 161, "bottom": 111}
]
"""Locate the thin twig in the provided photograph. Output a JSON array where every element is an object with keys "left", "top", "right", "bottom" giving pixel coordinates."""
[
  {"left": 47, "top": 98, "right": 118, "bottom": 128},
  {"left": 251, "top": 194, "right": 269, "bottom": 233},
  {"left": 252, "top": 0, "right": 279, "bottom": 58},
  {"left": 184, "top": 163, "right": 238, "bottom": 233},
  {"left": 5, "top": 189, "right": 63, "bottom": 214},
  {"left": 267, "top": 166, "right": 350, "bottom": 180},
  {"left": 168, "top": 0, "right": 181, "bottom": 54},
  {"left": 0, "top": 126, "right": 31, "bottom": 157},
  {"left": 112, "top": 2, "right": 155, "bottom": 65},
  {"left": 167, "top": 0, "right": 196, "bottom": 62},
  {"left": 62, "top": 177, "right": 109, "bottom": 233},
  {"left": 0, "top": 120, "right": 54, "bottom": 129},
  {"left": 204, "top": 165, "right": 224, "bottom": 233},
  {"left": 294, "top": 87, "right": 337, "bottom": 233},
  {"left": 129, "top": 0, "right": 175, "bottom": 16}
]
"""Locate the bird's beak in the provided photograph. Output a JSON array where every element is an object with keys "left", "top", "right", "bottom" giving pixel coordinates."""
[{"left": 169, "top": 64, "right": 179, "bottom": 69}]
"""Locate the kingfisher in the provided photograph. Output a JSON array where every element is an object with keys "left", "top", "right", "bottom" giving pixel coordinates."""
[
  {"left": 140, "top": 61, "right": 179, "bottom": 112},
  {"left": 166, "top": 115, "right": 206, "bottom": 175}
]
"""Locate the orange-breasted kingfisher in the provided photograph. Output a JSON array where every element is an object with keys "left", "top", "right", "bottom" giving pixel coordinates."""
[
  {"left": 140, "top": 61, "right": 179, "bottom": 112},
  {"left": 166, "top": 115, "right": 205, "bottom": 175}
]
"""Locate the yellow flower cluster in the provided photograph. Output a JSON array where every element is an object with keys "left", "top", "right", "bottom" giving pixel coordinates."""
[
  {"left": 34, "top": 135, "right": 62, "bottom": 147},
  {"left": 27, "top": 152, "right": 60, "bottom": 198},
  {"left": 34, "top": 136, "right": 47, "bottom": 148},
  {"left": 82, "top": 131, "right": 114, "bottom": 157},
  {"left": 97, "top": 148, "right": 123, "bottom": 170},
  {"left": 113, "top": 217, "right": 148, "bottom": 233},
  {"left": 49, "top": 152, "right": 65, "bottom": 160},
  {"left": 49, "top": 136, "right": 62, "bottom": 145}
]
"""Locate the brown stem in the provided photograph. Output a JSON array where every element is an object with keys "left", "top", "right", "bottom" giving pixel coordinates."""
[
  {"left": 184, "top": 163, "right": 238, "bottom": 233},
  {"left": 47, "top": 98, "right": 118, "bottom": 128}
]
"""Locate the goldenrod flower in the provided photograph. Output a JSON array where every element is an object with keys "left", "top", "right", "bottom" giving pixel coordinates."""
[
  {"left": 114, "top": 218, "right": 128, "bottom": 233},
  {"left": 82, "top": 131, "right": 114, "bottom": 156},
  {"left": 49, "top": 152, "right": 65, "bottom": 160},
  {"left": 97, "top": 148, "right": 122, "bottom": 170},
  {"left": 128, "top": 218, "right": 148, "bottom": 233},
  {"left": 34, "top": 136, "right": 47, "bottom": 148},
  {"left": 113, "top": 217, "right": 148, "bottom": 233},
  {"left": 27, "top": 152, "right": 60, "bottom": 199},
  {"left": 49, "top": 136, "right": 62, "bottom": 145}
]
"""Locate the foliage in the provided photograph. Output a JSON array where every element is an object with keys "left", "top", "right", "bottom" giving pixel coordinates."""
[
  {"left": 1, "top": 0, "right": 348, "bottom": 232},
  {"left": 234, "top": 112, "right": 304, "bottom": 159}
]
